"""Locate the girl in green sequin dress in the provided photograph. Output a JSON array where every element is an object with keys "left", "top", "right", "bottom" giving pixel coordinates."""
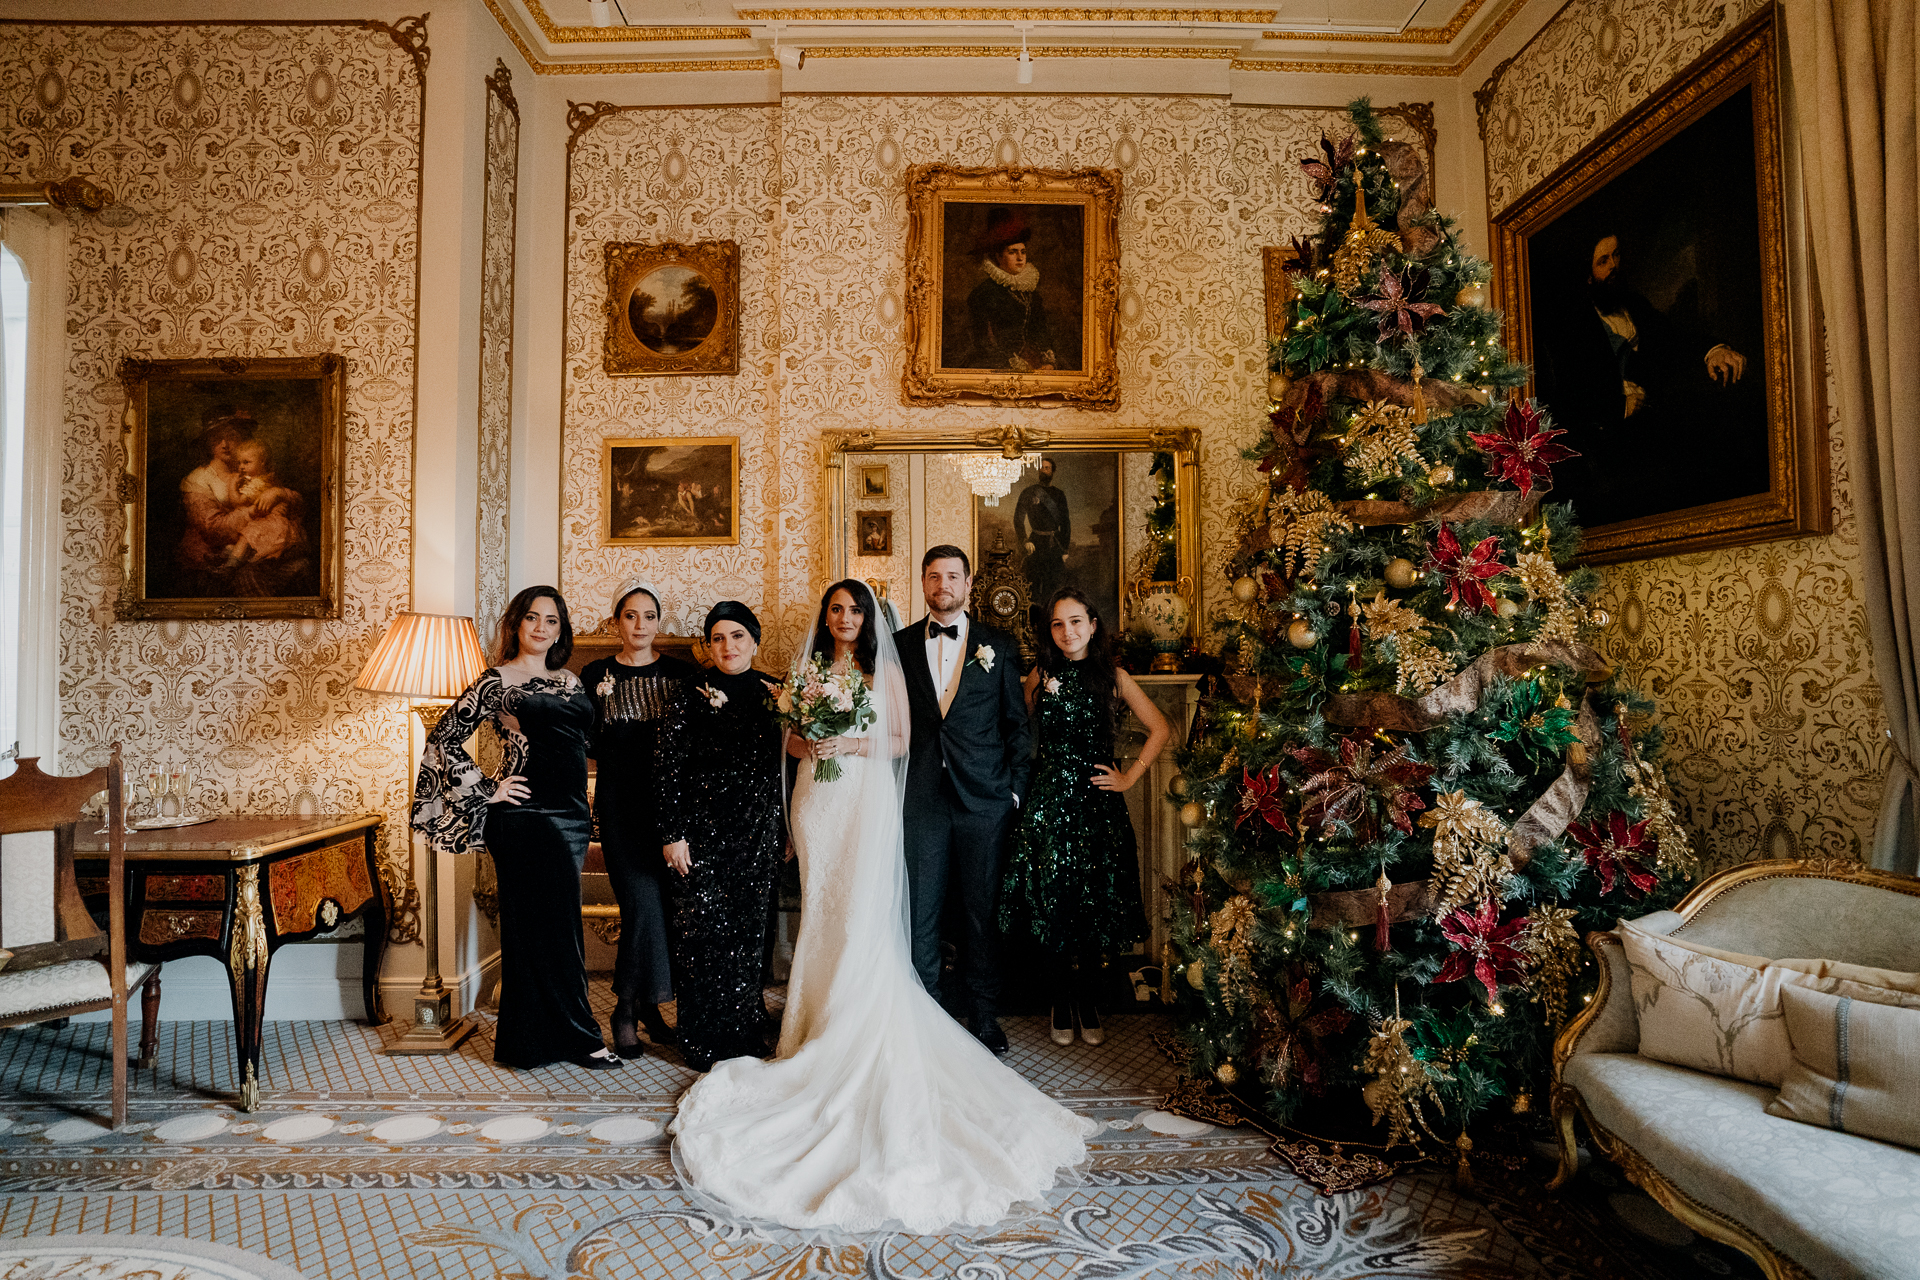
[{"left": 1001, "top": 587, "right": 1171, "bottom": 1047}]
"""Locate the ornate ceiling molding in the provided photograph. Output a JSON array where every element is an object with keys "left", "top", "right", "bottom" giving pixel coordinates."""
[{"left": 485, "top": 0, "right": 1529, "bottom": 78}]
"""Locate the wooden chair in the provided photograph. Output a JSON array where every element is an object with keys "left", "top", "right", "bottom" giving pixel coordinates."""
[{"left": 0, "top": 747, "right": 160, "bottom": 1128}]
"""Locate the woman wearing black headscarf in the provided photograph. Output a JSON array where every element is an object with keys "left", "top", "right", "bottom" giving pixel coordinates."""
[{"left": 655, "top": 600, "right": 788, "bottom": 1071}]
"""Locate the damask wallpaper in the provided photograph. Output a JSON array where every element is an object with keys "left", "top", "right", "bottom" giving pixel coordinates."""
[
  {"left": 0, "top": 19, "right": 428, "bottom": 938},
  {"left": 477, "top": 59, "right": 519, "bottom": 654},
  {"left": 560, "top": 96, "right": 1432, "bottom": 667},
  {"left": 1479, "top": 0, "right": 1891, "bottom": 869}
]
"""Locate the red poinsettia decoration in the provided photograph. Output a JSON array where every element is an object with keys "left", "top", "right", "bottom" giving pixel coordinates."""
[
  {"left": 1468, "top": 399, "right": 1578, "bottom": 499},
  {"left": 1360, "top": 268, "right": 1444, "bottom": 344},
  {"left": 1434, "top": 896, "right": 1530, "bottom": 1005},
  {"left": 1254, "top": 974, "right": 1353, "bottom": 1092},
  {"left": 1299, "top": 132, "right": 1357, "bottom": 198},
  {"left": 1289, "top": 733, "right": 1433, "bottom": 840},
  {"left": 1236, "top": 764, "right": 1294, "bottom": 835},
  {"left": 1423, "top": 525, "right": 1507, "bottom": 614},
  {"left": 1567, "top": 811, "right": 1660, "bottom": 897}
]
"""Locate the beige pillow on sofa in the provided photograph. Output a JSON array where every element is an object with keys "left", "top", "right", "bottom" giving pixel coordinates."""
[
  {"left": 1767, "top": 984, "right": 1920, "bottom": 1150},
  {"left": 1618, "top": 920, "right": 1920, "bottom": 1085}
]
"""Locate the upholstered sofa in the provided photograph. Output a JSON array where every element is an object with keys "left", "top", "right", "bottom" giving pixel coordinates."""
[{"left": 1550, "top": 858, "right": 1920, "bottom": 1280}]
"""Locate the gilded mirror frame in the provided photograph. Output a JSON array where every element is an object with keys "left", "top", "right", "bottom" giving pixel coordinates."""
[{"left": 821, "top": 425, "right": 1201, "bottom": 649}]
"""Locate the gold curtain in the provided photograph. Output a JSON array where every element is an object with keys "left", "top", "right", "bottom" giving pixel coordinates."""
[{"left": 1786, "top": 0, "right": 1920, "bottom": 871}]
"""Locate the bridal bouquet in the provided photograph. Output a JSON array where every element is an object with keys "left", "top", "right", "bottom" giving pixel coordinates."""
[{"left": 772, "top": 654, "right": 877, "bottom": 782}]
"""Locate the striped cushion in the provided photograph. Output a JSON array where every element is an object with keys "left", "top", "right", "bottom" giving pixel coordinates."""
[
  {"left": 0, "top": 960, "right": 155, "bottom": 1020},
  {"left": 1768, "top": 984, "right": 1920, "bottom": 1151}
]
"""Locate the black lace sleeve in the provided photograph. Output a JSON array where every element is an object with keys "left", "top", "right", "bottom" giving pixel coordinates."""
[
  {"left": 410, "top": 669, "right": 507, "bottom": 856},
  {"left": 652, "top": 677, "right": 696, "bottom": 847}
]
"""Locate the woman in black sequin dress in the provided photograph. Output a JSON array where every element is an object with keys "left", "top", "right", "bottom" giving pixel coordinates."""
[
  {"left": 1000, "top": 587, "right": 1170, "bottom": 1047},
  {"left": 581, "top": 584, "right": 698, "bottom": 1057},
  {"left": 411, "top": 586, "right": 624, "bottom": 1071},
  {"left": 656, "top": 600, "right": 787, "bottom": 1072}
]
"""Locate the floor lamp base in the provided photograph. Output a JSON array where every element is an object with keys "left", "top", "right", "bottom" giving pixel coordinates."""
[{"left": 383, "top": 989, "right": 476, "bottom": 1055}]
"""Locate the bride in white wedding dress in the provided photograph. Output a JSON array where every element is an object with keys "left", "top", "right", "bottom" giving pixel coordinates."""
[{"left": 670, "top": 579, "right": 1095, "bottom": 1235}]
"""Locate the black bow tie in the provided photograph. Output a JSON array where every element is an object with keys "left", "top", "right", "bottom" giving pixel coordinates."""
[{"left": 929, "top": 622, "right": 960, "bottom": 640}]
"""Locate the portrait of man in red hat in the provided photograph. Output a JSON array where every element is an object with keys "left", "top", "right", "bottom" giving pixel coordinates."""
[{"left": 939, "top": 202, "right": 1085, "bottom": 373}]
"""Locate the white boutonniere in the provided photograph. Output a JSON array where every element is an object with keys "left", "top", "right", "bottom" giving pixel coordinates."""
[
  {"left": 1043, "top": 675, "right": 1061, "bottom": 695},
  {"left": 595, "top": 672, "right": 616, "bottom": 698},
  {"left": 698, "top": 684, "right": 728, "bottom": 709},
  {"left": 973, "top": 644, "right": 996, "bottom": 672}
]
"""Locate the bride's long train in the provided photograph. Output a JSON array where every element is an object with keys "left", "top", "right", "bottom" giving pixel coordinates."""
[{"left": 669, "top": 735, "right": 1095, "bottom": 1235}]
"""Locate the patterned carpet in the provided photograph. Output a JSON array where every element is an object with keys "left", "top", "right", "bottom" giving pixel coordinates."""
[{"left": 0, "top": 980, "right": 1690, "bottom": 1280}]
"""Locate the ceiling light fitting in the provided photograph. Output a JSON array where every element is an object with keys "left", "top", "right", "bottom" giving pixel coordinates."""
[
  {"left": 771, "top": 24, "right": 807, "bottom": 71},
  {"left": 1015, "top": 23, "right": 1033, "bottom": 84},
  {"left": 951, "top": 452, "right": 1040, "bottom": 505},
  {"left": 587, "top": 0, "right": 613, "bottom": 28}
]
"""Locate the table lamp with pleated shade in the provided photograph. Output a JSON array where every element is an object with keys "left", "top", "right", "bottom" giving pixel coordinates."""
[
  {"left": 353, "top": 612, "right": 487, "bottom": 708},
  {"left": 355, "top": 610, "right": 484, "bottom": 1055}
]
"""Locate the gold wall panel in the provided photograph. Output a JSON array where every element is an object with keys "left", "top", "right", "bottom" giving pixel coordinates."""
[
  {"left": 0, "top": 20, "right": 426, "bottom": 939},
  {"left": 1481, "top": 0, "right": 1890, "bottom": 869}
]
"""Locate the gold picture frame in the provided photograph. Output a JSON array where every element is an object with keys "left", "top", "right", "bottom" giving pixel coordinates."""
[
  {"left": 115, "top": 354, "right": 344, "bottom": 621},
  {"left": 856, "top": 510, "right": 893, "bottom": 557},
  {"left": 1490, "top": 10, "right": 1826, "bottom": 564},
  {"left": 858, "top": 464, "right": 891, "bottom": 498},
  {"left": 903, "top": 164, "right": 1122, "bottom": 411},
  {"left": 602, "top": 436, "right": 740, "bottom": 546},
  {"left": 603, "top": 240, "right": 739, "bottom": 376}
]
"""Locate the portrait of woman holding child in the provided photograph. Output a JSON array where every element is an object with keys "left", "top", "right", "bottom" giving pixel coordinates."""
[{"left": 121, "top": 356, "right": 342, "bottom": 618}]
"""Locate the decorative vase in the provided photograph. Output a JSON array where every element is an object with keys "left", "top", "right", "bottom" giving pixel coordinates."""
[{"left": 1137, "top": 582, "right": 1189, "bottom": 673}]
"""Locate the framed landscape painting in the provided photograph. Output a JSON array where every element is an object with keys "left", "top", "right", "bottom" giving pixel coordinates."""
[
  {"left": 603, "top": 437, "right": 739, "bottom": 545},
  {"left": 903, "top": 164, "right": 1121, "bottom": 410},
  {"left": 1491, "top": 10, "right": 1826, "bottom": 564},
  {"left": 116, "top": 354, "right": 343, "bottom": 620},
  {"left": 603, "top": 240, "right": 739, "bottom": 376}
]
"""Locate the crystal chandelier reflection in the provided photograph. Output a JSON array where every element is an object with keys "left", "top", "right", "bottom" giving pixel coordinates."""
[{"left": 950, "top": 452, "right": 1040, "bottom": 506}]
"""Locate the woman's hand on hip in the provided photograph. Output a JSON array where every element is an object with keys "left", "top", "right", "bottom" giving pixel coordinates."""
[
  {"left": 663, "top": 840, "right": 692, "bottom": 876},
  {"left": 1090, "top": 765, "right": 1134, "bottom": 793},
  {"left": 488, "top": 775, "right": 529, "bottom": 805}
]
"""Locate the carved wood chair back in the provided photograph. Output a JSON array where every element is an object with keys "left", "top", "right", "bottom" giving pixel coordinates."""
[{"left": 0, "top": 746, "right": 147, "bottom": 1128}]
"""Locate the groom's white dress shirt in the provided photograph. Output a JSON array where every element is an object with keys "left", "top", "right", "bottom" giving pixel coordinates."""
[{"left": 925, "top": 612, "right": 968, "bottom": 715}]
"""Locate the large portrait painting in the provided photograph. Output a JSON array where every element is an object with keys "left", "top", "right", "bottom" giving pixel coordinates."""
[
  {"left": 975, "top": 452, "right": 1121, "bottom": 651},
  {"left": 603, "top": 436, "right": 740, "bottom": 545},
  {"left": 904, "top": 165, "right": 1121, "bottom": 411},
  {"left": 116, "top": 355, "right": 343, "bottom": 620},
  {"left": 603, "top": 240, "right": 739, "bottom": 376},
  {"left": 1491, "top": 10, "right": 1826, "bottom": 563}
]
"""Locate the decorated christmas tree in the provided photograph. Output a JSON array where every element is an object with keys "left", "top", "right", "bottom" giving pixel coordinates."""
[{"left": 1166, "top": 100, "right": 1698, "bottom": 1148}]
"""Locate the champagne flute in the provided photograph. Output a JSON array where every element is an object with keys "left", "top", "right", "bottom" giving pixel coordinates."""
[
  {"left": 170, "top": 769, "right": 190, "bottom": 819},
  {"left": 145, "top": 770, "right": 166, "bottom": 823}
]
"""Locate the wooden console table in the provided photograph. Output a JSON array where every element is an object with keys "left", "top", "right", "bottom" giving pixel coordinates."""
[{"left": 76, "top": 813, "right": 388, "bottom": 1111}]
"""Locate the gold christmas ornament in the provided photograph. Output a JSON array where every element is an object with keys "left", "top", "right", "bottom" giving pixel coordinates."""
[
  {"left": 1428, "top": 463, "right": 1455, "bottom": 485},
  {"left": 1210, "top": 895, "right": 1259, "bottom": 1012},
  {"left": 1511, "top": 1089, "right": 1533, "bottom": 1115},
  {"left": 1287, "top": 618, "right": 1319, "bottom": 648},
  {"left": 1587, "top": 607, "right": 1611, "bottom": 627},
  {"left": 1495, "top": 597, "right": 1521, "bottom": 620},
  {"left": 1179, "top": 801, "right": 1205, "bottom": 827},
  {"left": 1267, "top": 487, "right": 1354, "bottom": 581},
  {"left": 1215, "top": 1061, "right": 1239, "bottom": 1086},
  {"left": 1171, "top": 774, "right": 1189, "bottom": 797},
  {"left": 1361, "top": 591, "right": 1455, "bottom": 695},
  {"left": 1384, "top": 557, "right": 1417, "bottom": 589},
  {"left": 1331, "top": 184, "right": 1404, "bottom": 296},
  {"left": 1186, "top": 959, "right": 1207, "bottom": 990},
  {"left": 1232, "top": 575, "right": 1259, "bottom": 604},
  {"left": 1419, "top": 790, "right": 1516, "bottom": 915},
  {"left": 1267, "top": 371, "right": 1292, "bottom": 401},
  {"left": 1454, "top": 282, "right": 1488, "bottom": 309},
  {"left": 1520, "top": 903, "right": 1583, "bottom": 1030},
  {"left": 1360, "top": 1012, "right": 1444, "bottom": 1150},
  {"left": 1343, "top": 400, "right": 1426, "bottom": 482}
]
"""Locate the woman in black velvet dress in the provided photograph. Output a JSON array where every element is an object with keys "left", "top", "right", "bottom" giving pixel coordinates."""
[
  {"left": 581, "top": 583, "right": 698, "bottom": 1057},
  {"left": 410, "top": 585, "right": 624, "bottom": 1071},
  {"left": 656, "top": 600, "right": 787, "bottom": 1072}
]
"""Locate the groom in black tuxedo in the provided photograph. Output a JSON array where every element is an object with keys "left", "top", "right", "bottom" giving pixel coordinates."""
[{"left": 894, "top": 545, "right": 1031, "bottom": 1054}]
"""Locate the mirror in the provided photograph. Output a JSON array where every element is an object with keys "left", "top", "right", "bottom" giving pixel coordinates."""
[{"left": 823, "top": 426, "right": 1200, "bottom": 667}]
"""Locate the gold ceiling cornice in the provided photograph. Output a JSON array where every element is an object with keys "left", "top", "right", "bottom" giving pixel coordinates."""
[
  {"left": 738, "top": 7, "right": 1276, "bottom": 20},
  {"left": 523, "top": 0, "right": 750, "bottom": 41},
  {"left": 488, "top": 0, "right": 1529, "bottom": 77},
  {"left": 805, "top": 42, "right": 1239, "bottom": 57}
]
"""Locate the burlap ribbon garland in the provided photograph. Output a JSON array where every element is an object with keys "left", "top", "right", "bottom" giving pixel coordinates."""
[
  {"left": 1307, "top": 639, "right": 1614, "bottom": 923},
  {"left": 1338, "top": 489, "right": 1540, "bottom": 528}
]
